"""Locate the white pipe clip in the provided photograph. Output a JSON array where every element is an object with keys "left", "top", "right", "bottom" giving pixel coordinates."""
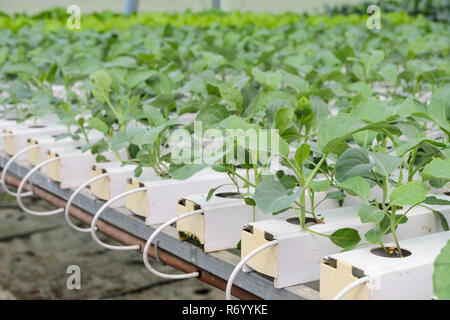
[
  {"left": 65, "top": 173, "right": 109, "bottom": 233},
  {"left": 332, "top": 276, "right": 370, "bottom": 300},
  {"left": 1, "top": 144, "right": 40, "bottom": 197},
  {"left": 90, "top": 187, "right": 147, "bottom": 251},
  {"left": 16, "top": 157, "right": 63, "bottom": 216},
  {"left": 142, "top": 210, "right": 204, "bottom": 280},
  {"left": 225, "top": 240, "right": 279, "bottom": 300}
]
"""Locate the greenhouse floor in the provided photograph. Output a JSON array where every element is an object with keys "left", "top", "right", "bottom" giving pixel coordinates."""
[{"left": 0, "top": 192, "right": 223, "bottom": 300}]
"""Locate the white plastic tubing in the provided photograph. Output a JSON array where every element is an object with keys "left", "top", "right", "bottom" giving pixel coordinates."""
[
  {"left": 225, "top": 240, "right": 279, "bottom": 300},
  {"left": 65, "top": 173, "right": 109, "bottom": 232},
  {"left": 142, "top": 210, "right": 204, "bottom": 280},
  {"left": 1, "top": 144, "right": 40, "bottom": 196},
  {"left": 90, "top": 187, "right": 147, "bottom": 251},
  {"left": 16, "top": 157, "right": 63, "bottom": 216},
  {"left": 332, "top": 276, "right": 370, "bottom": 300}
]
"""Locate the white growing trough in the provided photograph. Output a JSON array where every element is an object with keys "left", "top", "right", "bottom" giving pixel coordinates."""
[
  {"left": 240, "top": 197, "right": 450, "bottom": 288},
  {"left": 320, "top": 231, "right": 450, "bottom": 300}
]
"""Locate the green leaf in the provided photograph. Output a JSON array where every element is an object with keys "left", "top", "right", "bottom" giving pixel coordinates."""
[
  {"left": 274, "top": 106, "right": 294, "bottom": 133},
  {"left": 244, "top": 197, "right": 256, "bottom": 207},
  {"left": 251, "top": 67, "right": 282, "bottom": 90},
  {"left": 396, "top": 138, "right": 446, "bottom": 157},
  {"left": 433, "top": 240, "right": 450, "bottom": 300},
  {"left": 254, "top": 180, "right": 303, "bottom": 214},
  {"left": 358, "top": 205, "right": 385, "bottom": 224},
  {"left": 206, "top": 184, "right": 228, "bottom": 201},
  {"left": 104, "top": 56, "right": 137, "bottom": 68},
  {"left": 347, "top": 82, "right": 372, "bottom": 98},
  {"left": 280, "top": 175, "right": 299, "bottom": 190},
  {"left": 431, "top": 209, "right": 449, "bottom": 231},
  {"left": 427, "top": 87, "right": 450, "bottom": 134},
  {"left": 0, "top": 47, "right": 9, "bottom": 65},
  {"left": 280, "top": 70, "right": 309, "bottom": 93},
  {"left": 330, "top": 228, "right": 361, "bottom": 249},
  {"left": 169, "top": 163, "right": 207, "bottom": 180},
  {"left": 88, "top": 117, "right": 109, "bottom": 134},
  {"left": 218, "top": 83, "right": 242, "bottom": 110},
  {"left": 61, "top": 102, "right": 71, "bottom": 114},
  {"left": 364, "top": 228, "right": 384, "bottom": 244},
  {"left": 361, "top": 50, "right": 385, "bottom": 72},
  {"left": 325, "top": 191, "right": 346, "bottom": 201},
  {"left": 369, "top": 152, "right": 402, "bottom": 177},
  {"left": 196, "top": 104, "right": 229, "bottom": 127},
  {"left": 378, "top": 64, "right": 398, "bottom": 83},
  {"left": 351, "top": 100, "right": 386, "bottom": 122},
  {"left": 317, "top": 116, "right": 388, "bottom": 154},
  {"left": 423, "top": 196, "right": 450, "bottom": 206},
  {"left": 339, "top": 176, "right": 370, "bottom": 202},
  {"left": 110, "top": 131, "right": 129, "bottom": 151},
  {"left": 90, "top": 70, "right": 111, "bottom": 103},
  {"left": 309, "top": 180, "right": 330, "bottom": 193},
  {"left": 127, "top": 70, "right": 155, "bottom": 88},
  {"left": 253, "top": 91, "right": 296, "bottom": 115},
  {"left": 143, "top": 105, "right": 166, "bottom": 127},
  {"left": 351, "top": 63, "right": 365, "bottom": 82},
  {"left": 390, "top": 181, "right": 430, "bottom": 207},
  {"left": 126, "top": 127, "right": 158, "bottom": 146},
  {"left": 389, "top": 96, "right": 416, "bottom": 118},
  {"left": 309, "top": 96, "right": 329, "bottom": 126},
  {"left": 3, "top": 62, "right": 39, "bottom": 77},
  {"left": 148, "top": 73, "right": 173, "bottom": 95},
  {"left": 294, "top": 143, "right": 310, "bottom": 168},
  {"left": 395, "top": 215, "right": 408, "bottom": 225},
  {"left": 422, "top": 158, "right": 450, "bottom": 181},
  {"left": 335, "top": 148, "right": 374, "bottom": 183}
]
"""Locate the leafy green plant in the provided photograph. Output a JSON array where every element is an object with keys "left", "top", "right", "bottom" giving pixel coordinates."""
[{"left": 1, "top": 8, "right": 449, "bottom": 256}]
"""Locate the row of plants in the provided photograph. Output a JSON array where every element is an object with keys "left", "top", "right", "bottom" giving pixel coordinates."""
[
  {"left": 0, "top": 9, "right": 449, "bottom": 297},
  {"left": 0, "top": 8, "right": 420, "bottom": 31}
]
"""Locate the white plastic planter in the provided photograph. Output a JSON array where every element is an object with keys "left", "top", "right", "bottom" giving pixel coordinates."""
[
  {"left": 89, "top": 161, "right": 143, "bottom": 208},
  {"left": 44, "top": 146, "right": 119, "bottom": 189},
  {"left": 26, "top": 132, "right": 103, "bottom": 166},
  {"left": 2, "top": 125, "right": 67, "bottom": 156},
  {"left": 320, "top": 231, "right": 450, "bottom": 300},
  {"left": 240, "top": 197, "right": 450, "bottom": 288},
  {"left": 175, "top": 185, "right": 383, "bottom": 253},
  {"left": 176, "top": 193, "right": 295, "bottom": 252},
  {"left": 0, "top": 119, "right": 27, "bottom": 151},
  {"left": 25, "top": 137, "right": 83, "bottom": 166},
  {"left": 64, "top": 161, "right": 149, "bottom": 233},
  {"left": 125, "top": 168, "right": 246, "bottom": 225}
]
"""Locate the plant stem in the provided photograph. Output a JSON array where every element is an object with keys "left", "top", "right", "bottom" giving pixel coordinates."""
[
  {"left": 304, "top": 152, "right": 329, "bottom": 189},
  {"left": 305, "top": 228, "right": 330, "bottom": 238},
  {"left": 407, "top": 147, "right": 418, "bottom": 182},
  {"left": 379, "top": 241, "right": 389, "bottom": 254},
  {"left": 390, "top": 206, "right": 403, "bottom": 257}
]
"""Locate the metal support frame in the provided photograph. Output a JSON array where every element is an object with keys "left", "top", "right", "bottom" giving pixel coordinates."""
[
  {"left": 125, "top": 0, "right": 140, "bottom": 14},
  {"left": 212, "top": 0, "right": 222, "bottom": 9},
  {"left": 0, "top": 154, "right": 319, "bottom": 300}
]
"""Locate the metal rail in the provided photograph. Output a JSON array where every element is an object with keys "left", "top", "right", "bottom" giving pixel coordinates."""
[{"left": 0, "top": 154, "right": 320, "bottom": 300}]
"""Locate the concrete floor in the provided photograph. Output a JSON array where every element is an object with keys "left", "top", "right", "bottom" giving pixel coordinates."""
[{"left": 0, "top": 191, "right": 223, "bottom": 300}]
